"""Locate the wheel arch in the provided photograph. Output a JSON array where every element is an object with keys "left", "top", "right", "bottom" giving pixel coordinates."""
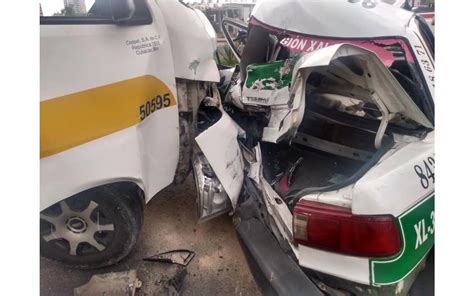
[{"left": 41, "top": 179, "right": 146, "bottom": 214}]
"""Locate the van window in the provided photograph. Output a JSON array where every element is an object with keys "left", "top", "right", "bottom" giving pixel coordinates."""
[
  {"left": 40, "top": 0, "right": 151, "bottom": 25},
  {"left": 40, "top": 0, "right": 107, "bottom": 17}
]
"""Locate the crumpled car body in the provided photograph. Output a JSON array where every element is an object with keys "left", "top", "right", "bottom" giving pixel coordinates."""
[{"left": 194, "top": 0, "right": 434, "bottom": 295}]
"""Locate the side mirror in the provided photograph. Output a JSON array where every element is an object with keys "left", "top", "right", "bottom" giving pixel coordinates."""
[{"left": 112, "top": 0, "right": 136, "bottom": 23}]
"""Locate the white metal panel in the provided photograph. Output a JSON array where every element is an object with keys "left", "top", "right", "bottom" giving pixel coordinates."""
[
  {"left": 406, "top": 17, "right": 435, "bottom": 100},
  {"left": 40, "top": 1, "right": 180, "bottom": 209},
  {"left": 299, "top": 245, "right": 371, "bottom": 285},
  {"left": 352, "top": 132, "right": 434, "bottom": 216},
  {"left": 252, "top": 0, "right": 414, "bottom": 38},
  {"left": 195, "top": 112, "right": 244, "bottom": 208},
  {"left": 40, "top": 107, "right": 179, "bottom": 210},
  {"left": 300, "top": 185, "right": 355, "bottom": 209},
  {"left": 157, "top": 0, "right": 220, "bottom": 82},
  {"left": 41, "top": 1, "right": 177, "bottom": 100}
]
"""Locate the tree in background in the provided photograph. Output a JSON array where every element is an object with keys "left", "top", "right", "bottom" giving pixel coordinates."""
[{"left": 53, "top": 5, "right": 76, "bottom": 16}]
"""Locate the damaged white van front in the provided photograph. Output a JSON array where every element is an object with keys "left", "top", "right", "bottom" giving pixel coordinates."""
[{"left": 198, "top": 0, "right": 435, "bottom": 294}]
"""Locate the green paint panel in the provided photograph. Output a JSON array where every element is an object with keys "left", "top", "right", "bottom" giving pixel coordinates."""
[
  {"left": 371, "top": 194, "right": 434, "bottom": 285},
  {"left": 245, "top": 59, "right": 293, "bottom": 90}
]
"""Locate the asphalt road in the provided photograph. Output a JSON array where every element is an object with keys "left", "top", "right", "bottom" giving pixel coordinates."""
[{"left": 40, "top": 176, "right": 261, "bottom": 295}]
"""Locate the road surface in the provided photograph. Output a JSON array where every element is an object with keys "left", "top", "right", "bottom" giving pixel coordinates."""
[{"left": 40, "top": 176, "right": 260, "bottom": 295}]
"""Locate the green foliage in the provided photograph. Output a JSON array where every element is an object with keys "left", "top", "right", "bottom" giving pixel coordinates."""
[
  {"left": 63, "top": 5, "right": 76, "bottom": 16},
  {"left": 218, "top": 45, "right": 238, "bottom": 67}
]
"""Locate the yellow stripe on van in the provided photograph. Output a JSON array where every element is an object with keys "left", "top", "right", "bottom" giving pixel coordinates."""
[{"left": 40, "top": 75, "right": 176, "bottom": 158}]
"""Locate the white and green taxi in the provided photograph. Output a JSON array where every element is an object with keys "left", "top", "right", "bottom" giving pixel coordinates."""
[{"left": 204, "top": 0, "right": 435, "bottom": 294}]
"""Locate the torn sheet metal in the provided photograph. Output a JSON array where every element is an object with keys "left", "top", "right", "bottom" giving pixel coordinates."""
[
  {"left": 261, "top": 72, "right": 306, "bottom": 143},
  {"left": 251, "top": 43, "right": 433, "bottom": 144},
  {"left": 144, "top": 250, "right": 195, "bottom": 267},
  {"left": 74, "top": 270, "right": 142, "bottom": 296},
  {"left": 195, "top": 111, "right": 244, "bottom": 208},
  {"left": 261, "top": 106, "right": 291, "bottom": 142},
  {"left": 292, "top": 43, "right": 433, "bottom": 128},
  {"left": 242, "top": 59, "right": 294, "bottom": 106},
  {"left": 248, "top": 143, "right": 263, "bottom": 184},
  {"left": 240, "top": 142, "right": 263, "bottom": 185},
  {"left": 261, "top": 177, "right": 296, "bottom": 252}
]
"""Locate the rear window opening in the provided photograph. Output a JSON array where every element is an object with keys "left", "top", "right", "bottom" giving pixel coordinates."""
[
  {"left": 238, "top": 18, "right": 434, "bottom": 124},
  {"left": 301, "top": 58, "right": 432, "bottom": 137}
]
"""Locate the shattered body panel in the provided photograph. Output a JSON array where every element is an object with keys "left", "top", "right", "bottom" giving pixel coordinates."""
[
  {"left": 243, "top": 59, "right": 294, "bottom": 106},
  {"left": 195, "top": 110, "right": 245, "bottom": 209}
]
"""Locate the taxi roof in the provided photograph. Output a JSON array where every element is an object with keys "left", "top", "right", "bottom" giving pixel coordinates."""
[{"left": 252, "top": 0, "right": 415, "bottom": 39}]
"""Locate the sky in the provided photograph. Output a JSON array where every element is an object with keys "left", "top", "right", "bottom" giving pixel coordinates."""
[{"left": 41, "top": 0, "right": 96, "bottom": 16}]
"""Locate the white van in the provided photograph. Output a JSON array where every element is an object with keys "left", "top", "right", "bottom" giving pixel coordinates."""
[{"left": 40, "top": 0, "right": 222, "bottom": 268}]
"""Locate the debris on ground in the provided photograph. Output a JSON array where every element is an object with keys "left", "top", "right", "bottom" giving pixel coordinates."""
[
  {"left": 137, "top": 262, "right": 189, "bottom": 295},
  {"left": 73, "top": 250, "right": 195, "bottom": 295},
  {"left": 143, "top": 249, "right": 195, "bottom": 267},
  {"left": 163, "top": 267, "right": 187, "bottom": 296},
  {"left": 135, "top": 249, "right": 195, "bottom": 295},
  {"left": 74, "top": 270, "right": 142, "bottom": 296}
]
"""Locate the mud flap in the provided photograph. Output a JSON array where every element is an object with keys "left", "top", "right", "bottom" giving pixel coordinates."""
[{"left": 194, "top": 110, "right": 245, "bottom": 221}]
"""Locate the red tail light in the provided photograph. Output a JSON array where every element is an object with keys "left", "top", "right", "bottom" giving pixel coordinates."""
[{"left": 293, "top": 200, "right": 401, "bottom": 258}]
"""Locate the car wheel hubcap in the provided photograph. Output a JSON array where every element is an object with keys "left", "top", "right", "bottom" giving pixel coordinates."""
[
  {"left": 66, "top": 216, "right": 88, "bottom": 233},
  {"left": 40, "top": 200, "right": 115, "bottom": 256}
]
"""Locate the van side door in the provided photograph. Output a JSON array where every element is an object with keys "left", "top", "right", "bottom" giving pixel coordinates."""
[{"left": 40, "top": 0, "right": 179, "bottom": 209}]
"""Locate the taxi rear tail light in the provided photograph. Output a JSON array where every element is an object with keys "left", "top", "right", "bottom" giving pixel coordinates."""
[{"left": 293, "top": 200, "right": 401, "bottom": 257}]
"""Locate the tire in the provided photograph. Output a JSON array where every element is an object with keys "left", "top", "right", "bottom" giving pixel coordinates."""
[{"left": 40, "top": 183, "right": 144, "bottom": 269}]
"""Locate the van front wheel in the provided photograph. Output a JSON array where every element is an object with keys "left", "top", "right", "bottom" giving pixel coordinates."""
[{"left": 40, "top": 184, "right": 143, "bottom": 269}]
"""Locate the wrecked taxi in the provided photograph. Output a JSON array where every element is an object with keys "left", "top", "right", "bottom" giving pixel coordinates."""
[{"left": 208, "top": 0, "right": 435, "bottom": 295}]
